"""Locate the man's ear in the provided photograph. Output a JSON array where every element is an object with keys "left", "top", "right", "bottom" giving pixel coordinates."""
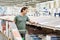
[{"left": 23, "top": 10, "right": 25, "bottom": 12}]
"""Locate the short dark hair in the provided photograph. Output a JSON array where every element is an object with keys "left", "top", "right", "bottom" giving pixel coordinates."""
[{"left": 21, "top": 7, "right": 28, "bottom": 12}]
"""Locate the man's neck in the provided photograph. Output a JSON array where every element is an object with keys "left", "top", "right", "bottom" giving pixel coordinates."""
[{"left": 20, "top": 13, "right": 25, "bottom": 16}]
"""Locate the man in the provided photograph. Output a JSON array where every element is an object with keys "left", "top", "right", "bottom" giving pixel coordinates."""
[
  {"left": 14, "top": 7, "right": 35, "bottom": 40},
  {"left": 1, "top": 19, "right": 6, "bottom": 33}
]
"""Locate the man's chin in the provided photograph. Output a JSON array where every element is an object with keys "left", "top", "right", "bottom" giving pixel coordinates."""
[{"left": 24, "top": 13, "right": 27, "bottom": 15}]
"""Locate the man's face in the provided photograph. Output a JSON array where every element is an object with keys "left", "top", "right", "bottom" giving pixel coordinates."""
[{"left": 23, "top": 9, "right": 28, "bottom": 15}]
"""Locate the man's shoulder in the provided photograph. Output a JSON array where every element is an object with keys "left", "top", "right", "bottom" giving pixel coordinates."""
[
  {"left": 15, "top": 15, "right": 20, "bottom": 18},
  {"left": 25, "top": 15, "right": 28, "bottom": 17}
]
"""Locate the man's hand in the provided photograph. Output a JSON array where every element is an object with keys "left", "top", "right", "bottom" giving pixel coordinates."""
[
  {"left": 31, "top": 22, "right": 35, "bottom": 24},
  {"left": 29, "top": 20, "right": 38, "bottom": 24},
  {"left": 28, "top": 21, "right": 35, "bottom": 24}
]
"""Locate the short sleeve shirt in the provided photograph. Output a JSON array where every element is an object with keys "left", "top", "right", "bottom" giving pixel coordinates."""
[{"left": 14, "top": 15, "right": 29, "bottom": 31}]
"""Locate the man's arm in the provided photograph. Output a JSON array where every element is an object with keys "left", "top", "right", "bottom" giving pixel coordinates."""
[
  {"left": 27, "top": 16, "right": 36, "bottom": 24},
  {"left": 28, "top": 20, "right": 35, "bottom": 24}
]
